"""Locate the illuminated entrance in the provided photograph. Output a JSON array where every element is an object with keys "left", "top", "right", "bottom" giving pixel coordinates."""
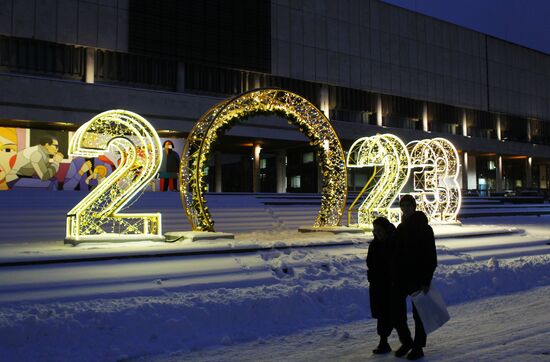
[{"left": 179, "top": 88, "right": 348, "bottom": 232}]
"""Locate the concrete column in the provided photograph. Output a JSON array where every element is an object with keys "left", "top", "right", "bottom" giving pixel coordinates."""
[
  {"left": 540, "top": 165, "right": 547, "bottom": 189},
  {"left": 376, "top": 94, "right": 383, "bottom": 126},
  {"left": 467, "top": 153, "right": 477, "bottom": 191},
  {"left": 276, "top": 149, "right": 286, "bottom": 193},
  {"left": 526, "top": 157, "right": 533, "bottom": 189},
  {"left": 252, "top": 144, "right": 261, "bottom": 193},
  {"left": 496, "top": 155, "right": 503, "bottom": 192},
  {"left": 422, "top": 102, "right": 429, "bottom": 132},
  {"left": 461, "top": 151, "right": 469, "bottom": 190},
  {"left": 496, "top": 116, "right": 502, "bottom": 140},
  {"left": 244, "top": 73, "right": 250, "bottom": 92},
  {"left": 527, "top": 120, "right": 532, "bottom": 142},
  {"left": 85, "top": 48, "right": 95, "bottom": 84},
  {"left": 176, "top": 61, "right": 186, "bottom": 92},
  {"left": 214, "top": 152, "right": 222, "bottom": 193},
  {"left": 461, "top": 152, "right": 478, "bottom": 191},
  {"left": 319, "top": 85, "right": 330, "bottom": 118},
  {"left": 462, "top": 110, "right": 468, "bottom": 137}
]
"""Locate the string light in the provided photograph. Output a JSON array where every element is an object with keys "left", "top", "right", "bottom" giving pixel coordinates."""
[
  {"left": 347, "top": 134, "right": 461, "bottom": 228},
  {"left": 66, "top": 110, "right": 163, "bottom": 242},
  {"left": 179, "top": 88, "right": 348, "bottom": 232}
]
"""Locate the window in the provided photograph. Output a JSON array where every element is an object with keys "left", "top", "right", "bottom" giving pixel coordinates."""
[{"left": 302, "top": 152, "right": 314, "bottom": 164}]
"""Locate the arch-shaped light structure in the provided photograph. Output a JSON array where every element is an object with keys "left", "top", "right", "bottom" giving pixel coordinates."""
[{"left": 180, "top": 88, "right": 348, "bottom": 232}]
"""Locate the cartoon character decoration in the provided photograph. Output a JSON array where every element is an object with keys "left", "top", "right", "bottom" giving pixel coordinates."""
[
  {"left": 0, "top": 128, "right": 18, "bottom": 190},
  {"left": 5, "top": 135, "right": 63, "bottom": 190},
  {"left": 159, "top": 140, "right": 180, "bottom": 191},
  {"left": 63, "top": 158, "right": 93, "bottom": 191},
  {"left": 86, "top": 165, "right": 108, "bottom": 188},
  {"left": 63, "top": 156, "right": 115, "bottom": 191}
]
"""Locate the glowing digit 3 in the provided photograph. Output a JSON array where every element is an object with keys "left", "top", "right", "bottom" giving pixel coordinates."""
[
  {"left": 65, "top": 110, "right": 164, "bottom": 243},
  {"left": 407, "top": 138, "right": 461, "bottom": 223}
]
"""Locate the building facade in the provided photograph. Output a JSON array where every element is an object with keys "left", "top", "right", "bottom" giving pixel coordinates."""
[{"left": 1, "top": 0, "right": 550, "bottom": 194}]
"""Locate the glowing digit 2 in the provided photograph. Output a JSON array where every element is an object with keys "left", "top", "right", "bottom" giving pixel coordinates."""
[
  {"left": 65, "top": 110, "right": 164, "bottom": 243},
  {"left": 347, "top": 134, "right": 410, "bottom": 227}
]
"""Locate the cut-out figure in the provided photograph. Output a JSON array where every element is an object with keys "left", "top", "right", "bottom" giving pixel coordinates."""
[
  {"left": 6, "top": 135, "right": 63, "bottom": 190},
  {"left": 0, "top": 128, "right": 18, "bottom": 190}
]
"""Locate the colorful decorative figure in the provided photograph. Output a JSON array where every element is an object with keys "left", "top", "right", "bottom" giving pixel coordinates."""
[
  {"left": 85, "top": 165, "right": 108, "bottom": 189},
  {"left": 0, "top": 128, "right": 18, "bottom": 191},
  {"left": 63, "top": 157, "right": 93, "bottom": 191},
  {"left": 5, "top": 135, "right": 63, "bottom": 190},
  {"left": 63, "top": 157, "right": 114, "bottom": 191}
]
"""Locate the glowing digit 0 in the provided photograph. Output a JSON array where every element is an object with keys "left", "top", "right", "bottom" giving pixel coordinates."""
[{"left": 180, "top": 89, "right": 348, "bottom": 232}]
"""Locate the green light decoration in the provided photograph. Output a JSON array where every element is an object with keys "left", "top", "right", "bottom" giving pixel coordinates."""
[{"left": 179, "top": 88, "right": 348, "bottom": 232}]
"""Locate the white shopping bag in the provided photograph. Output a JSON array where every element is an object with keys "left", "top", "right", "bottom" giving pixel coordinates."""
[{"left": 411, "top": 285, "right": 450, "bottom": 334}]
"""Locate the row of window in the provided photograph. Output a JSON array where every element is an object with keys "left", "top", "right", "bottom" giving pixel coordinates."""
[
  {"left": 1, "top": 35, "right": 549, "bottom": 145},
  {"left": 0, "top": 36, "right": 85, "bottom": 79}
]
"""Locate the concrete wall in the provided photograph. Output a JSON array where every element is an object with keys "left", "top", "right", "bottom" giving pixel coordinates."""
[
  {"left": 487, "top": 37, "right": 550, "bottom": 120},
  {"left": 271, "top": 0, "right": 488, "bottom": 112},
  {"left": 0, "top": 0, "right": 128, "bottom": 52},
  {"left": 271, "top": 0, "right": 550, "bottom": 121}
]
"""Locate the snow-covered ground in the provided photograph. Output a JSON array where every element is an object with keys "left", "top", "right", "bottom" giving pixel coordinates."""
[
  {"left": 139, "top": 286, "right": 550, "bottom": 362},
  {"left": 0, "top": 215, "right": 549, "bottom": 361}
]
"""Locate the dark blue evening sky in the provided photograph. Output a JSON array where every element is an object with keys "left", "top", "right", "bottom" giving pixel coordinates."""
[{"left": 382, "top": 0, "right": 550, "bottom": 55}]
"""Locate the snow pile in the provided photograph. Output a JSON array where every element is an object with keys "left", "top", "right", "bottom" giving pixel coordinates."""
[{"left": 436, "top": 255, "right": 550, "bottom": 302}]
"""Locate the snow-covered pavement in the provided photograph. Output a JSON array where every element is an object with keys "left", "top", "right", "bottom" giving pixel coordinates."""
[
  {"left": 0, "top": 216, "right": 549, "bottom": 361},
  {"left": 144, "top": 285, "right": 550, "bottom": 362}
]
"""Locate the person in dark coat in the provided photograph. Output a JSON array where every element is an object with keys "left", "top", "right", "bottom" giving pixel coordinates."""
[
  {"left": 159, "top": 140, "right": 180, "bottom": 191},
  {"left": 366, "top": 216, "right": 396, "bottom": 354},
  {"left": 391, "top": 194, "right": 437, "bottom": 360}
]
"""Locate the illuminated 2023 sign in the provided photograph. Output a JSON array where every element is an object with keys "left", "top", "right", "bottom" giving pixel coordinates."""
[
  {"left": 66, "top": 110, "right": 163, "bottom": 243},
  {"left": 347, "top": 134, "right": 461, "bottom": 227},
  {"left": 64, "top": 99, "right": 462, "bottom": 242}
]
